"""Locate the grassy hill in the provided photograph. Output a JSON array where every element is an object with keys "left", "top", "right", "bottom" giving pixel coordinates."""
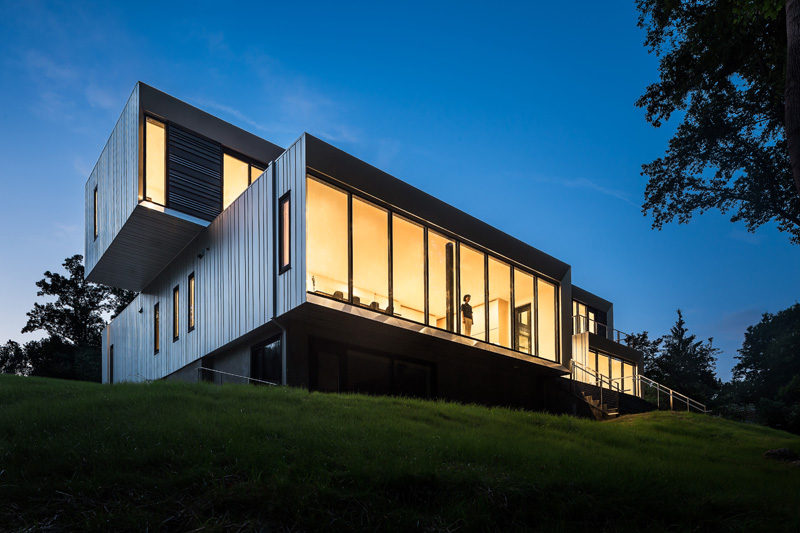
[{"left": 0, "top": 375, "right": 798, "bottom": 532}]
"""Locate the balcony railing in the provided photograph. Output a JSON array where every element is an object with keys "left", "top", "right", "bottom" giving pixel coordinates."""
[
  {"left": 569, "top": 360, "right": 708, "bottom": 414},
  {"left": 573, "top": 314, "right": 632, "bottom": 344}
]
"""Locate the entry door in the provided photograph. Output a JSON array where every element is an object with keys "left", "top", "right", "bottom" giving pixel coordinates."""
[{"left": 515, "top": 304, "right": 532, "bottom": 353}]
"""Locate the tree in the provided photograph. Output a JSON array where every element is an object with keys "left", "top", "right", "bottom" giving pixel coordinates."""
[
  {"left": 655, "top": 310, "right": 721, "bottom": 403},
  {"left": 732, "top": 303, "right": 800, "bottom": 432},
  {"left": 0, "top": 340, "right": 29, "bottom": 375},
  {"left": 624, "top": 331, "right": 662, "bottom": 377},
  {"left": 21, "top": 255, "right": 133, "bottom": 346},
  {"left": 636, "top": 0, "right": 800, "bottom": 243}
]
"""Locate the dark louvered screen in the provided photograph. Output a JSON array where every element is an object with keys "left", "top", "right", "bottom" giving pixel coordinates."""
[{"left": 167, "top": 124, "right": 222, "bottom": 221}]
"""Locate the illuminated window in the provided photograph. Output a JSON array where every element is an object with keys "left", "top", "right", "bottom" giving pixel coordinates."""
[
  {"left": 623, "top": 361, "right": 636, "bottom": 395},
  {"left": 352, "top": 197, "right": 389, "bottom": 311},
  {"left": 188, "top": 272, "right": 195, "bottom": 332},
  {"left": 488, "top": 257, "right": 511, "bottom": 348},
  {"left": 537, "top": 278, "right": 558, "bottom": 361},
  {"left": 459, "top": 244, "right": 486, "bottom": 341},
  {"left": 172, "top": 285, "right": 179, "bottom": 341},
  {"left": 427, "top": 231, "right": 455, "bottom": 331},
  {"left": 392, "top": 215, "right": 425, "bottom": 322},
  {"left": 279, "top": 193, "right": 291, "bottom": 273},
  {"left": 586, "top": 350, "right": 598, "bottom": 385},
  {"left": 306, "top": 177, "right": 349, "bottom": 300},
  {"left": 223, "top": 153, "right": 249, "bottom": 209},
  {"left": 93, "top": 186, "right": 98, "bottom": 239},
  {"left": 610, "top": 357, "right": 622, "bottom": 390},
  {"left": 597, "top": 352, "right": 610, "bottom": 381},
  {"left": 145, "top": 117, "right": 166, "bottom": 205},
  {"left": 153, "top": 302, "right": 160, "bottom": 354},
  {"left": 513, "top": 269, "right": 534, "bottom": 354},
  {"left": 250, "top": 165, "right": 264, "bottom": 183}
]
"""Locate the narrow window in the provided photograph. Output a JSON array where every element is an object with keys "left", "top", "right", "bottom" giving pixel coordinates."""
[
  {"left": 172, "top": 285, "right": 180, "bottom": 341},
  {"left": 392, "top": 215, "right": 424, "bottom": 323},
  {"left": 223, "top": 153, "right": 249, "bottom": 209},
  {"left": 537, "top": 278, "right": 558, "bottom": 362},
  {"left": 250, "top": 165, "right": 264, "bottom": 183},
  {"left": 427, "top": 231, "right": 456, "bottom": 332},
  {"left": 279, "top": 192, "right": 291, "bottom": 273},
  {"left": 153, "top": 303, "right": 160, "bottom": 354},
  {"left": 306, "top": 177, "right": 348, "bottom": 299},
  {"left": 144, "top": 117, "right": 166, "bottom": 205},
  {"left": 352, "top": 197, "right": 389, "bottom": 311},
  {"left": 108, "top": 344, "right": 114, "bottom": 384},
  {"left": 93, "top": 186, "right": 99, "bottom": 240},
  {"left": 459, "top": 244, "right": 486, "bottom": 341},
  {"left": 187, "top": 272, "right": 195, "bottom": 332}
]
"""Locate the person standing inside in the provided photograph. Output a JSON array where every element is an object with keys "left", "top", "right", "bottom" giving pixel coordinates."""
[{"left": 461, "top": 294, "right": 473, "bottom": 336}]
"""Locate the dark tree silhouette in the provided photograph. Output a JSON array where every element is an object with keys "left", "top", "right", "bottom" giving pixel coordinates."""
[
  {"left": 733, "top": 303, "right": 800, "bottom": 432},
  {"left": 625, "top": 331, "right": 662, "bottom": 377},
  {"left": 0, "top": 340, "right": 28, "bottom": 375},
  {"left": 636, "top": 0, "right": 800, "bottom": 243}
]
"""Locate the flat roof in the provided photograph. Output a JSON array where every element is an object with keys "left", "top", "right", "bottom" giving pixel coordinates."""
[{"left": 305, "top": 133, "right": 571, "bottom": 283}]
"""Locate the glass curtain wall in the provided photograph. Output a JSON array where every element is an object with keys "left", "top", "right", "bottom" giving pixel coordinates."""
[
  {"left": 459, "top": 245, "right": 486, "bottom": 341},
  {"left": 392, "top": 215, "right": 425, "bottom": 323},
  {"left": 304, "top": 175, "right": 560, "bottom": 359},
  {"left": 427, "top": 231, "right": 456, "bottom": 331},
  {"left": 537, "top": 279, "right": 558, "bottom": 361},
  {"left": 352, "top": 198, "right": 389, "bottom": 311},
  {"left": 306, "top": 178, "right": 349, "bottom": 300},
  {"left": 488, "top": 258, "right": 511, "bottom": 348}
]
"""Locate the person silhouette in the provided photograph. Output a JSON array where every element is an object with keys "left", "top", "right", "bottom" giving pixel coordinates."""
[{"left": 461, "top": 294, "right": 473, "bottom": 336}]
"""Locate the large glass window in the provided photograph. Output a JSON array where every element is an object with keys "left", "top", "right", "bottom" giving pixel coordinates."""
[
  {"left": 459, "top": 244, "right": 486, "bottom": 341},
  {"left": 537, "top": 278, "right": 558, "bottom": 361},
  {"left": 427, "top": 231, "right": 455, "bottom": 331},
  {"left": 488, "top": 257, "right": 511, "bottom": 348},
  {"left": 610, "top": 357, "right": 622, "bottom": 390},
  {"left": 306, "top": 177, "right": 349, "bottom": 300},
  {"left": 596, "top": 352, "right": 610, "bottom": 380},
  {"left": 251, "top": 336, "right": 282, "bottom": 384},
  {"left": 392, "top": 215, "right": 425, "bottom": 323},
  {"left": 623, "top": 361, "right": 636, "bottom": 395},
  {"left": 145, "top": 117, "right": 166, "bottom": 205},
  {"left": 513, "top": 269, "right": 534, "bottom": 354},
  {"left": 250, "top": 165, "right": 264, "bottom": 183},
  {"left": 352, "top": 198, "right": 389, "bottom": 311},
  {"left": 223, "top": 154, "right": 249, "bottom": 209}
]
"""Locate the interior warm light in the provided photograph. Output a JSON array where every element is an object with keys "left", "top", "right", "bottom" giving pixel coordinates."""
[
  {"left": 223, "top": 154, "right": 249, "bottom": 209},
  {"left": 352, "top": 197, "right": 389, "bottom": 311},
  {"left": 513, "top": 269, "right": 534, "bottom": 354},
  {"left": 306, "top": 177, "right": 349, "bottom": 299},
  {"left": 392, "top": 215, "right": 425, "bottom": 322},
  {"left": 537, "top": 278, "right": 557, "bottom": 361},
  {"left": 145, "top": 117, "right": 166, "bottom": 205}
]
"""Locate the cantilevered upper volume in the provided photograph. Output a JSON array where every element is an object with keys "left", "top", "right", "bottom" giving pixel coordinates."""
[
  {"left": 84, "top": 82, "right": 283, "bottom": 291},
  {"left": 89, "top": 82, "right": 655, "bottom": 416}
]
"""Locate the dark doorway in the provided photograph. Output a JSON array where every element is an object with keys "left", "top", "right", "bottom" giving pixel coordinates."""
[
  {"left": 250, "top": 336, "right": 282, "bottom": 384},
  {"left": 515, "top": 304, "right": 532, "bottom": 353}
]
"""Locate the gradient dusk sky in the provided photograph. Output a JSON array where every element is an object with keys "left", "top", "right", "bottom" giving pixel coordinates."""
[{"left": 1, "top": 1, "right": 798, "bottom": 380}]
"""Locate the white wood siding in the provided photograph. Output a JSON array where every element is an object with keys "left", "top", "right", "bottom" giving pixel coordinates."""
[{"left": 85, "top": 83, "right": 139, "bottom": 276}]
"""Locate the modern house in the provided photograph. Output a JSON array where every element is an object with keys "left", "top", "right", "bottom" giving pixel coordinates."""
[{"left": 87, "top": 82, "right": 692, "bottom": 415}]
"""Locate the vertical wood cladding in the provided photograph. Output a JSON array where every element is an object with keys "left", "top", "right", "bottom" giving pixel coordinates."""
[
  {"left": 85, "top": 84, "right": 139, "bottom": 276},
  {"left": 167, "top": 123, "right": 222, "bottom": 221}
]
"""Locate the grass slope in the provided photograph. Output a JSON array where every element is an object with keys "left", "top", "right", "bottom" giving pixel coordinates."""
[{"left": 0, "top": 375, "right": 799, "bottom": 532}]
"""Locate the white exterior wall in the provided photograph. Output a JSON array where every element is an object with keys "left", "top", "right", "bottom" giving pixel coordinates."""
[
  {"left": 102, "top": 136, "right": 309, "bottom": 383},
  {"left": 85, "top": 83, "right": 139, "bottom": 276}
]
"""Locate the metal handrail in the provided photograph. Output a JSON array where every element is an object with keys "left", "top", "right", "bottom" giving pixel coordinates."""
[
  {"left": 197, "top": 366, "right": 278, "bottom": 386},
  {"left": 572, "top": 314, "right": 632, "bottom": 344},
  {"left": 570, "top": 360, "right": 708, "bottom": 414}
]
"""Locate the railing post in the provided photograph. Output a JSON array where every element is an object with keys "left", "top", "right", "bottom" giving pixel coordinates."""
[{"left": 669, "top": 389, "right": 674, "bottom": 410}]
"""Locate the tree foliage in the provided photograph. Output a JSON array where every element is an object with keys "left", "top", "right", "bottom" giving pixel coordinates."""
[
  {"left": 636, "top": 0, "right": 800, "bottom": 243},
  {"left": 732, "top": 303, "right": 800, "bottom": 432},
  {"left": 627, "top": 310, "right": 720, "bottom": 404}
]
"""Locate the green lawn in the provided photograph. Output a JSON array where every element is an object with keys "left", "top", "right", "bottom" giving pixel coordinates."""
[{"left": 0, "top": 375, "right": 798, "bottom": 532}]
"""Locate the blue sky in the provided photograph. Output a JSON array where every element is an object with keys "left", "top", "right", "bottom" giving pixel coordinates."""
[{"left": 1, "top": 1, "right": 798, "bottom": 380}]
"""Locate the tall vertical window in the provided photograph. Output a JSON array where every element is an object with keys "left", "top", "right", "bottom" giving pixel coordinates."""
[
  {"left": 427, "top": 231, "right": 455, "bottom": 331},
  {"left": 153, "top": 302, "right": 160, "bottom": 354},
  {"left": 223, "top": 153, "right": 249, "bottom": 209},
  {"left": 513, "top": 269, "right": 534, "bottom": 354},
  {"left": 108, "top": 344, "right": 114, "bottom": 384},
  {"left": 93, "top": 186, "right": 98, "bottom": 239},
  {"left": 144, "top": 117, "right": 166, "bottom": 205},
  {"left": 279, "top": 193, "right": 291, "bottom": 273},
  {"left": 537, "top": 278, "right": 558, "bottom": 361},
  {"left": 306, "top": 177, "right": 349, "bottom": 300},
  {"left": 392, "top": 215, "right": 425, "bottom": 323},
  {"left": 488, "top": 257, "right": 511, "bottom": 348},
  {"left": 459, "top": 244, "right": 486, "bottom": 341},
  {"left": 352, "top": 197, "right": 389, "bottom": 311},
  {"left": 172, "top": 285, "right": 180, "bottom": 341},
  {"left": 250, "top": 166, "right": 264, "bottom": 183},
  {"left": 187, "top": 272, "right": 195, "bottom": 332},
  {"left": 623, "top": 361, "right": 636, "bottom": 395}
]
